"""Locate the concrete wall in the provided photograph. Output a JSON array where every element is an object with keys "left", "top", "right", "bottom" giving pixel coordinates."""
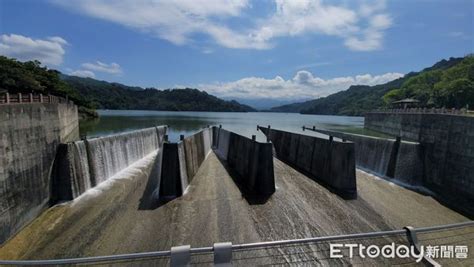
[
  {"left": 157, "top": 127, "right": 212, "bottom": 198},
  {"left": 365, "top": 112, "right": 474, "bottom": 216},
  {"left": 227, "top": 130, "right": 275, "bottom": 196},
  {"left": 0, "top": 102, "right": 79, "bottom": 244},
  {"left": 182, "top": 128, "right": 212, "bottom": 182},
  {"left": 214, "top": 127, "right": 275, "bottom": 196},
  {"left": 58, "top": 103, "right": 79, "bottom": 142},
  {"left": 259, "top": 126, "right": 356, "bottom": 199},
  {"left": 310, "top": 128, "right": 424, "bottom": 186},
  {"left": 51, "top": 126, "right": 167, "bottom": 203}
]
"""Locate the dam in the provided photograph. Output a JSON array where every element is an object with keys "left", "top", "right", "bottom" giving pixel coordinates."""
[{"left": 0, "top": 101, "right": 473, "bottom": 266}]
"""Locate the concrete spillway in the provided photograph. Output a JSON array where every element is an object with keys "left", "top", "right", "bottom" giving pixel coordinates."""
[{"left": 0, "top": 150, "right": 470, "bottom": 265}]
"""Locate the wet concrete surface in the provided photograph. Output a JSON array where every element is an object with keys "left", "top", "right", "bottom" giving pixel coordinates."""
[{"left": 0, "top": 151, "right": 472, "bottom": 266}]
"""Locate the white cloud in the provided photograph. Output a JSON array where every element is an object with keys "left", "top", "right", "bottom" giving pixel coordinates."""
[
  {"left": 198, "top": 70, "right": 404, "bottom": 100},
  {"left": 70, "top": 69, "right": 95, "bottom": 78},
  {"left": 81, "top": 61, "right": 122, "bottom": 74},
  {"left": 0, "top": 34, "right": 68, "bottom": 65},
  {"left": 53, "top": 0, "right": 392, "bottom": 51},
  {"left": 344, "top": 12, "right": 392, "bottom": 51}
]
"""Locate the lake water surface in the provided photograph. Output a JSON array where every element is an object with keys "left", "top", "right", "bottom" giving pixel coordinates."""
[{"left": 80, "top": 110, "right": 367, "bottom": 142}]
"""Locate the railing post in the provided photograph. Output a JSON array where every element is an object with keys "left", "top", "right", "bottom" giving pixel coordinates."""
[
  {"left": 5, "top": 92, "right": 9, "bottom": 104},
  {"left": 48, "top": 94, "right": 51, "bottom": 103},
  {"left": 213, "top": 242, "right": 232, "bottom": 266},
  {"left": 267, "top": 125, "right": 271, "bottom": 142},
  {"left": 170, "top": 245, "right": 191, "bottom": 267},
  {"left": 29, "top": 93, "right": 33, "bottom": 103},
  {"left": 18, "top": 93, "right": 22, "bottom": 103},
  {"left": 403, "top": 226, "right": 441, "bottom": 267}
]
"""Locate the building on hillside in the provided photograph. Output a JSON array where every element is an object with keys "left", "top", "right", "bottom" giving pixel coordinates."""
[{"left": 391, "top": 98, "right": 420, "bottom": 109}]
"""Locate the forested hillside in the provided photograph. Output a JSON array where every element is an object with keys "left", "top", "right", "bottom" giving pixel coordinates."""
[
  {"left": 0, "top": 56, "right": 97, "bottom": 117},
  {"left": 61, "top": 75, "right": 255, "bottom": 112},
  {"left": 0, "top": 56, "right": 254, "bottom": 116},
  {"left": 270, "top": 56, "right": 470, "bottom": 115},
  {"left": 383, "top": 56, "right": 473, "bottom": 109}
]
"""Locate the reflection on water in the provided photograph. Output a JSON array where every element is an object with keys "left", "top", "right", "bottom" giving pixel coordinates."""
[{"left": 80, "top": 110, "right": 366, "bottom": 142}]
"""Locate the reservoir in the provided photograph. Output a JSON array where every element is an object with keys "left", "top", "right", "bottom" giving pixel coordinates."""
[{"left": 80, "top": 110, "right": 367, "bottom": 141}]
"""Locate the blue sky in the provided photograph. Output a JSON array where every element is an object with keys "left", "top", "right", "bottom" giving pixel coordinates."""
[{"left": 0, "top": 0, "right": 472, "bottom": 107}]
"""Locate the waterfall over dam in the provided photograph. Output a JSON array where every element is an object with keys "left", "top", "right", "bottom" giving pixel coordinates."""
[
  {"left": 52, "top": 126, "right": 167, "bottom": 202},
  {"left": 1, "top": 129, "right": 470, "bottom": 265}
]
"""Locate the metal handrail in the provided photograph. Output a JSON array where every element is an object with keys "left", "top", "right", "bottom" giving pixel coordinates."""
[
  {"left": 0, "top": 251, "right": 171, "bottom": 265},
  {"left": 1, "top": 220, "right": 472, "bottom": 265}
]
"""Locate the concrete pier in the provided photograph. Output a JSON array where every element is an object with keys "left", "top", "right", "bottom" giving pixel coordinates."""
[
  {"left": 258, "top": 126, "right": 356, "bottom": 199},
  {"left": 214, "top": 127, "right": 275, "bottom": 196},
  {"left": 0, "top": 149, "right": 470, "bottom": 265},
  {"left": 306, "top": 127, "right": 424, "bottom": 186}
]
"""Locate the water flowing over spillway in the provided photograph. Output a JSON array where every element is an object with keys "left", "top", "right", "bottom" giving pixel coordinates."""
[
  {"left": 350, "top": 135, "right": 396, "bottom": 176},
  {"left": 52, "top": 126, "right": 167, "bottom": 201},
  {"left": 66, "top": 141, "right": 91, "bottom": 198},
  {"left": 87, "top": 127, "right": 165, "bottom": 185}
]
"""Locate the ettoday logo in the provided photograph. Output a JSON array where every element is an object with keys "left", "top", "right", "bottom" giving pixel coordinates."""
[{"left": 330, "top": 243, "right": 469, "bottom": 262}]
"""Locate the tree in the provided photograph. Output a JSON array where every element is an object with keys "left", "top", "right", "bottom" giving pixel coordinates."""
[
  {"left": 382, "top": 55, "right": 474, "bottom": 109},
  {"left": 383, "top": 88, "right": 404, "bottom": 105}
]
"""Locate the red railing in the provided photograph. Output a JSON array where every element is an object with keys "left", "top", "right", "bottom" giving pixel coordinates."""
[{"left": 0, "top": 93, "right": 73, "bottom": 105}]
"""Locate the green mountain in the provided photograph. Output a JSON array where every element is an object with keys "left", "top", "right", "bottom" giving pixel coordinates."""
[
  {"left": 382, "top": 56, "right": 473, "bottom": 109},
  {"left": 0, "top": 56, "right": 255, "bottom": 117},
  {"left": 270, "top": 56, "right": 470, "bottom": 115},
  {"left": 0, "top": 56, "right": 97, "bottom": 117},
  {"left": 61, "top": 75, "right": 255, "bottom": 112}
]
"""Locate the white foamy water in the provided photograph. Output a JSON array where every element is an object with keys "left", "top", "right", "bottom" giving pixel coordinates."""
[
  {"left": 87, "top": 127, "right": 163, "bottom": 185},
  {"left": 59, "top": 126, "right": 167, "bottom": 199},
  {"left": 69, "top": 150, "right": 158, "bottom": 206},
  {"left": 68, "top": 141, "right": 91, "bottom": 198}
]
